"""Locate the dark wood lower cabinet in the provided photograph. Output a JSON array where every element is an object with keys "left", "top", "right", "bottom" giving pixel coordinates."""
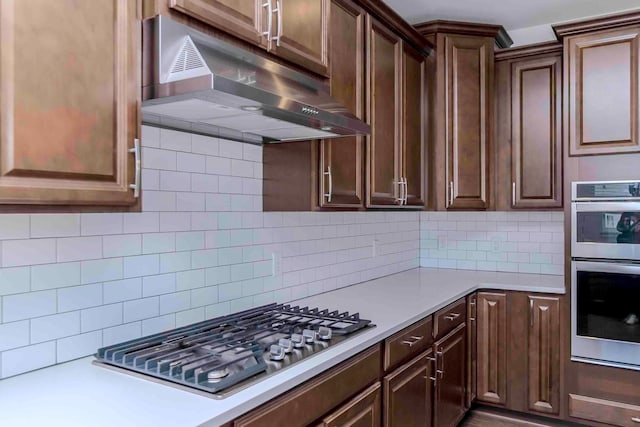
[
  {"left": 476, "top": 292, "right": 507, "bottom": 405},
  {"left": 383, "top": 349, "right": 433, "bottom": 427},
  {"left": 434, "top": 323, "right": 467, "bottom": 427},
  {"left": 466, "top": 293, "right": 477, "bottom": 408},
  {"left": 319, "top": 382, "right": 381, "bottom": 427}
]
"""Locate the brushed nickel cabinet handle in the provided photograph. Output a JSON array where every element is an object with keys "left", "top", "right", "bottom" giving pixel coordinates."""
[
  {"left": 444, "top": 312, "right": 460, "bottom": 321},
  {"left": 128, "top": 138, "right": 140, "bottom": 198},
  {"left": 262, "top": 1, "right": 273, "bottom": 49},
  {"left": 512, "top": 181, "right": 516, "bottom": 206},
  {"left": 400, "top": 335, "right": 424, "bottom": 347},
  {"left": 272, "top": 0, "right": 282, "bottom": 46},
  {"left": 449, "top": 181, "right": 454, "bottom": 206},
  {"left": 631, "top": 417, "right": 640, "bottom": 423},
  {"left": 530, "top": 299, "right": 534, "bottom": 328},
  {"left": 403, "top": 177, "right": 408, "bottom": 205},
  {"left": 323, "top": 166, "right": 332, "bottom": 203},
  {"left": 436, "top": 349, "right": 444, "bottom": 379}
]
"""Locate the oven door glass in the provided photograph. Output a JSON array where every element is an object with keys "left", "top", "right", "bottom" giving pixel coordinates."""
[
  {"left": 576, "top": 269, "right": 640, "bottom": 344},
  {"left": 573, "top": 202, "right": 640, "bottom": 259}
]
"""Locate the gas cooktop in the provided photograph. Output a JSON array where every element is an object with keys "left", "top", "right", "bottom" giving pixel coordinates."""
[{"left": 94, "top": 303, "right": 374, "bottom": 398}]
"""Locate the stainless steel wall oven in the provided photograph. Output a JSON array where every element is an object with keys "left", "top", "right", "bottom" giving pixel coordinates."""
[{"left": 571, "top": 181, "right": 640, "bottom": 370}]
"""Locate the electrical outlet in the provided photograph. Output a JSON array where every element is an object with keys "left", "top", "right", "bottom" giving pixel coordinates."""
[{"left": 271, "top": 252, "right": 282, "bottom": 277}]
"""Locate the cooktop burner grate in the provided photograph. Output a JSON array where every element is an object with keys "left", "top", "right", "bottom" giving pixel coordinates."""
[{"left": 95, "top": 303, "right": 373, "bottom": 397}]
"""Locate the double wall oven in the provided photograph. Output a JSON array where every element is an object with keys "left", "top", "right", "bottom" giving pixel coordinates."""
[{"left": 571, "top": 181, "right": 640, "bottom": 369}]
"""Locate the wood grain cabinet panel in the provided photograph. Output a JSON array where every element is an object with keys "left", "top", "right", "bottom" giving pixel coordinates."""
[
  {"left": 433, "top": 323, "right": 467, "bottom": 427},
  {"left": 476, "top": 292, "right": 507, "bottom": 405},
  {"left": 401, "top": 43, "right": 426, "bottom": 207},
  {"left": 319, "top": 382, "right": 381, "bottom": 427},
  {"left": 565, "top": 26, "right": 640, "bottom": 155},
  {"left": 270, "top": 0, "right": 329, "bottom": 76},
  {"left": 0, "top": 0, "right": 139, "bottom": 206},
  {"left": 169, "top": 0, "right": 267, "bottom": 47},
  {"left": 466, "top": 293, "right": 477, "bottom": 408},
  {"left": 528, "top": 296, "right": 560, "bottom": 415},
  {"left": 511, "top": 55, "right": 562, "bottom": 208},
  {"left": 366, "top": 16, "right": 402, "bottom": 207},
  {"left": 444, "top": 35, "right": 493, "bottom": 209},
  {"left": 319, "top": 0, "right": 364, "bottom": 208},
  {"left": 383, "top": 350, "right": 433, "bottom": 427}
]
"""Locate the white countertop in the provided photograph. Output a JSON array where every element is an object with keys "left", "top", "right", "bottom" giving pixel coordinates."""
[{"left": 0, "top": 268, "right": 564, "bottom": 427}]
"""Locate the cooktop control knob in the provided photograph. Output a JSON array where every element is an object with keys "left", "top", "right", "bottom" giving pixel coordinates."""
[
  {"left": 291, "top": 333, "right": 305, "bottom": 348},
  {"left": 317, "top": 326, "right": 332, "bottom": 341},
  {"left": 302, "top": 329, "right": 317, "bottom": 343},
  {"left": 278, "top": 338, "right": 293, "bottom": 353},
  {"left": 270, "top": 344, "right": 285, "bottom": 361}
]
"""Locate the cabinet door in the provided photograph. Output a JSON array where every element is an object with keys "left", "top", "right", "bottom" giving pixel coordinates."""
[
  {"left": 170, "top": 0, "right": 267, "bottom": 48},
  {"left": 566, "top": 26, "right": 640, "bottom": 156},
  {"left": 511, "top": 55, "right": 562, "bottom": 208},
  {"left": 320, "top": 382, "right": 381, "bottom": 427},
  {"left": 528, "top": 296, "right": 560, "bottom": 415},
  {"left": 0, "top": 0, "right": 139, "bottom": 206},
  {"left": 383, "top": 349, "right": 433, "bottom": 427},
  {"left": 401, "top": 43, "right": 426, "bottom": 207},
  {"left": 434, "top": 323, "right": 466, "bottom": 427},
  {"left": 445, "top": 35, "right": 493, "bottom": 210},
  {"left": 270, "top": 0, "right": 329, "bottom": 76},
  {"left": 319, "top": 0, "right": 364, "bottom": 208},
  {"left": 476, "top": 292, "right": 507, "bottom": 405},
  {"left": 466, "top": 293, "right": 477, "bottom": 408},
  {"left": 366, "top": 17, "right": 402, "bottom": 207}
]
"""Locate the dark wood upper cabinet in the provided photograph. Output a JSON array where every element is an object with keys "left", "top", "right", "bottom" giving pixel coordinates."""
[
  {"left": 433, "top": 323, "right": 467, "bottom": 427},
  {"left": 445, "top": 35, "right": 493, "bottom": 209},
  {"left": 170, "top": 0, "right": 329, "bottom": 75},
  {"left": 528, "top": 295, "right": 560, "bottom": 415},
  {"left": 383, "top": 349, "right": 433, "bottom": 427},
  {"left": 169, "top": 0, "right": 267, "bottom": 48},
  {"left": 319, "top": 0, "right": 365, "bottom": 209},
  {"left": 402, "top": 43, "right": 426, "bottom": 206},
  {"left": 416, "top": 22, "right": 508, "bottom": 210},
  {"left": 0, "top": 0, "right": 140, "bottom": 207},
  {"left": 366, "top": 16, "right": 402, "bottom": 207},
  {"left": 495, "top": 44, "right": 563, "bottom": 210},
  {"left": 476, "top": 292, "right": 507, "bottom": 406},
  {"left": 319, "top": 382, "right": 381, "bottom": 427},
  {"left": 556, "top": 23, "right": 640, "bottom": 156},
  {"left": 269, "top": 0, "right": 329, "bottom": 76}
]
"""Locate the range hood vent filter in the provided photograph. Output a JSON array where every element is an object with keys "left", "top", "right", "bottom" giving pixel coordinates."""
[{"left": 168, "top": 36, "right": 209, "bottom": 82}]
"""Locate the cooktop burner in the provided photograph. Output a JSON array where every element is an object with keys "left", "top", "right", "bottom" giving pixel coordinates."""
[{"left": 94, "top": 303, "right": 373, "bottom": 398}]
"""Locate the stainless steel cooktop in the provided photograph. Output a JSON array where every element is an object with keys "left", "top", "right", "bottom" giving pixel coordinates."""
[{"left": 94, "top": 303, "right": 374, "bottom": 398}]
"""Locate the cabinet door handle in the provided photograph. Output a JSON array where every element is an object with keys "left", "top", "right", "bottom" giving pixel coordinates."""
[
  {"left": 470, "top": 299, "right": 476, "bottom": 321},
  {"left": 128, "top": 138, "right": 140, "bottom": 198},
  {"left": 512, "top": 182, "right": 516, "bottom": 206},
  {"left": 449, "top": 181, "right": 454, "bottom": 207},
  {"left": 403, "top": 177, "right": 408, "bottom": 205},
  {"left": 436, "top": 349, "right": 444, "bottom": 379},
  {"left": 400, "top": 335, "right": 423, "bottom": 347},
  {"left": 530, "top": 299, "right": 534, "bottom": 327},
  {"left": 426, "top": 356, "right": 437, "bottom": 383},
  {"left": 262, "top": 1, "right": 273, "bottom": 49},
  {"left": 272, "top": 0, "right": 282, "bottom": 47},
  {"left": 631, "top": 417, "right": 640, "bottom": 423},
  {"left": 323, "top": 166, "right": 332, "bottom": 203},
  {"left": 395, "top": 179, "right": 403, "bottom": 204}
]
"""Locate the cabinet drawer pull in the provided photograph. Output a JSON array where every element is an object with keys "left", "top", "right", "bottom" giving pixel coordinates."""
[
  {"left": 444, "top": 312, "right": 460, "bottom": 321},
  {"left": 128, "top": 138, "right": 140, "bottom": 198},
  {"left": 400, "top": 335, "right": 423, "bottom": 347},
  {"left": 632, "top": 417, "right": 640, "bottom": 423}
]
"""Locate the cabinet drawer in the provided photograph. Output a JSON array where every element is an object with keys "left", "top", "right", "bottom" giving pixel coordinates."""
[
  {"left": 433, "top": 298, "right": 467, "bottom": 340},
  {"left": 234, "top": 345, "right": 381, "bottom": 427},
  {"left": 384, "top": 316, "right": 433, "bottom": 371},
  {"left": 569, "top": 394, "right": 640, "bottom": 427}
]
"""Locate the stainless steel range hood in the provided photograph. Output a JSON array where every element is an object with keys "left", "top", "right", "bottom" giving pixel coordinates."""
[{"left": 142, "top": 16, "right": 370, "bottom": 144}]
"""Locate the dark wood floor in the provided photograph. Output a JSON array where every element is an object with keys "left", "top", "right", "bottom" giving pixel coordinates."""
[{"left": 460, "top": 410, "right": 564, "bottom": 427}]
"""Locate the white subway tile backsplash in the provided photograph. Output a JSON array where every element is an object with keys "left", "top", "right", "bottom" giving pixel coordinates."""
[
  {"left": 3, "top": 290, "right": 56, "bottom": 323},
  {"left": 3, "top": 239, "right": 56, "bottom": 267},
  {"left": 31, "top": 214, "right": 80, "bottom": 238},
  {"left": 0, "top": 267, "right": 30, "bottom": 296},
  {"left": 58, "top": 284, "right": 102, "bottom": 312},
  {"left": 57, "top": 236, "right": 103, "bottom": 262},
  {"left": 0, "top": 125, "right": 421, "bottom": 378},
  {"left": 57, "top": 331, "right": 102, "bottom": 363},
  {"left": 31, "top": 311, "right": 80, "bottom": 343},
  {"left": 103, "top": 234, "right": 142, "bottom": 258},
  {"left": 1, "top": 342, "right": 56, "bottom": 378},
  {"left": 0, "top": 321, "right": 29, "bottom": 352}
]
